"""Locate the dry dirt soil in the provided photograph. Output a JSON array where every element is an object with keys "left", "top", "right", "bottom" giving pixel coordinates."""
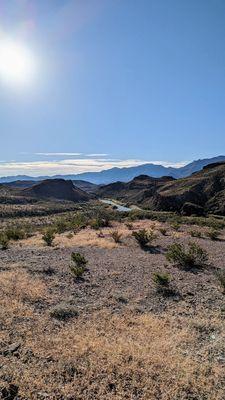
[{"left": 0, "top": 220, "right": 225, "bottom": 399}]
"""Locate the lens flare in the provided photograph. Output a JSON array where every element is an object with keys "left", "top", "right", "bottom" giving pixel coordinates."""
[{"left": 0, "top": 37, "right": 36, "bottom": 87}]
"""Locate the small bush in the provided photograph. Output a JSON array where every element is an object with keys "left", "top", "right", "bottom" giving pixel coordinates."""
[
  {"left": 153, "top": 272, "right": 170, "bottom": 287},
  {"left": 132, "top": 229, "right": 150, "bottom": 247},
  {"left": 171, "top": 222, "right": 181, "bottom": 231},
  {"left": 66, "top": 233, "right": 73, "bottom": 239},
  {"left": 207, "top": 229, "right": 220, "bottom": 241},
  {"left": 5, "top": 227, "right": 26, "bottom": 241},
  {"left": 42, "top": 228, "right": 55, "bottom": 246},
  {"left": 110, "top": 230, "right": 122, "bottom": 243},
  {"left": 50, "top": 303, "right": 78, "bottom": 320},
  {"left": 190, "top": 230, "right": 202, "bottom": 238},
  {"left": 166, "top": 242, "right": 208, "bottom": 269},
  {"left": 0, "top": 234, "right": 9, "bottom": 250},
  {"left": 216, "top": 270, "right": 225, "bottom": 293},
  {"left": 70, "top": 252, "right": 88, "bottom": 279},
  {"left": 152, "top": 272, "right": 172, "bottom": 296},
  {"left": 55, "top": 219, "right": 68, "bottom": 234},
  {"left": 159, "top": 227, "right": 167, "bottom": 236}
]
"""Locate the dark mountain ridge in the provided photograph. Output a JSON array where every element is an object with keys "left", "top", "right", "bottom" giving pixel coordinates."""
[
  {"left": 22, "top": 179, "right": 91, "bottom": 202},
  {"left": 97, "top": 162, "right": 225, "bottom": 216}
]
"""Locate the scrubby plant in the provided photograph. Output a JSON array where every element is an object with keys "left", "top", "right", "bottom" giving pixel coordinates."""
[
  {"left": 132, "top": 229, "right": 157, "bottom": 248},
  {"left": 166, "top": 242, "right": 208, "bottom": 269},
  {"left": 70, "top": 252, "right": 88, "bottom": 279},
  {"left": 90, "top": 216, "right": 110, "bottom": 230},
  {"left": 50, "top": 303, "right": 78, "bottom": 320},
  {"left": 66, "top": 232, "right": 73, "bottom": 239},
  {"left": 55, "top": 218, "right": 68, "bottom": 234},
  {"left": 171, "top": 222, "right": 181, "bottom": 231},
  {"left": 216, "top": 270, "right": 225, "bottom": 293},
  {"left": 110, "top": 230, "right": 122, "bottom": 243},
  {"left": 190, "top": 230, "right": 202, "bottom": 238},
  {"left": 0, "top": 234, "right": 9, "bottom": 250},
  {"left": 5, "top": 227, "right": 26, "bottom": 241},
  {"left": 159, "top": 227, "right": 167, "bottom": 236},
  {"left": 153, "top": 272, "right": 170, "bottom": 287},
  {"left": 42, "top": 228, "right": 55, "bottom": 246},
  {"left": 207, "top": 229, "right": 220, "bottom": 241},
  {"left": 71, "top": 212, "right": 88, "bottom": 230}
]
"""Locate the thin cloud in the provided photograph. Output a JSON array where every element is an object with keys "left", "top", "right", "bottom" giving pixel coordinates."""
[
  {"left": 35, "top": 152, "right": 83, "bottom": 156},
  {"left": 86, "top": 153, "right": 108, "bottom": 157},
  {"left": 0, "top": 158, "right": 188, "bottom": 177}
]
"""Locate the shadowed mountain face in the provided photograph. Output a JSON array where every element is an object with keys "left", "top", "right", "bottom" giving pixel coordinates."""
[
  {"left": 4, "top": 179, "right": 98, "bottom": 193},
  {"left": 97, "top": 175, "right": 175, "bottom": 204},
  {"left": 22, "top": 179, "right": 91, "bottom": 202},
  {"left": 97, "top": 163, "right": 225, "bottom": 215}
]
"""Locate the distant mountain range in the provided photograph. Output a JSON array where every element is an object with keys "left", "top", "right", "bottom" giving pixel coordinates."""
[
  {"left": 97, "top": 162, "right": 225, "bottom": 215},
  {"left": 1, "top": 155, "right": 225, "bottom": 184}
]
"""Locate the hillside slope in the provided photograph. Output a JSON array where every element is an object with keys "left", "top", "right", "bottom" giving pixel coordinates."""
[
  {"left": 22, "top": 179, "right": 91, "bottom": 202},
  {"left": 98, "top": 163, "right": 225, "bottom": 215}
]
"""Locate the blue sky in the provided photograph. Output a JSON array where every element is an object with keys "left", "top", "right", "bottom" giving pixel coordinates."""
[{"left": 0, "top": 0, "right": 225, "bottom": 176}]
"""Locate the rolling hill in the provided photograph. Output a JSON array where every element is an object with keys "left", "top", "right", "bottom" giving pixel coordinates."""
[{"left": 97, "top": 162, "right": 225, "bottom": 215}]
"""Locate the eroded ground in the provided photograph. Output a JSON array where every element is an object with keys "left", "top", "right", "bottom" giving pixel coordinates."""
[{"left": 0, "top": 219, "right": 225, "bottom": 399}]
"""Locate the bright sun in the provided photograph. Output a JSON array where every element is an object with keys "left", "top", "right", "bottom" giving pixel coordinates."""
[{"left": 0, "top": 38, "right": 36, "bottom": 88}]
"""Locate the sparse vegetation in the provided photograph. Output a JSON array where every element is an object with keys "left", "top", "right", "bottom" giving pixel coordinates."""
[
  {"left": 110, "top": 230, "right": 122, "bottom": 243},
  {"left": 171, "top": 222, "right": 181, "bottom": 231},
  {"left": 0, "top": 234, "right": 9, "bottom": 250},
  {"left": 166, "top": 242, "right": 208, "bottom": 269},
  {"left": 132, "top": 228, "right": 157, "bottom": 248},
  {"left": 216, "top": 270, "right": 225, "bottom": 293},
  {"left": 70, "top": 252, "right": 88, "bottom": 278},
  {"left": 153, "top": 272, "right": 171, "bottom": 294},
  {"left": 50, "top": 303, "right": 78, "bottom": 320},
  {"left": 5, "top": 226, "right": 26, "bottom": 241},
  {"left": 207, "top": 229, "right": 220, "bottom": 241},
  {"left": 190, "top": 229, "right": 202, "bottom": 238},
  {"left": 42, "top": 228, "right": 55, "bottom": 246}
]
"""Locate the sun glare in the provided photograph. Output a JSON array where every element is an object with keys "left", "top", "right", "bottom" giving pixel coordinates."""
[{"left": 0, "top": 38, "right": 36, "bottom": 88}]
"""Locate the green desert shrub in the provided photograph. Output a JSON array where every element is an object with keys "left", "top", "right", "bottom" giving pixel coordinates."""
[
  {"left": 153, "top": 272, "right": 170, "bottom": 289},
  {"left": 166, "top": 242, "right": 208, "bottom": 269},
  {"left": 189, "top": 230, "right": 202, "bottom": 238},
  {"left": 216, "top": 270, "right": 225, "bottom": 294},
  {"left": 207, "top": 229, "right": 220, "bottom": 241},
  {"left": 55, "top": 218, "right": 68, "bottom": 234},
  {"left": 132, "top": 229, "right": 157, "bottom": 248},
  {"left": 50, "top": 303, "right": 78, "bottom": 320},
  {"left": 171, "top": 222, "right": 181, "bottom": 231},
  {"left": 70, "top": 252, "right": 88, "bottom": 278},
  {"left": 42, "top": 228, "right": 55, "bottom": 246},
  {"left": 5, "top": 227, "right": 26, "bottom": 241},
  {"left": 0, "top": 234, "right": 9, "bottom": 250},
  {"left": 90, "top": 216, "right": 110, "bottom": 230},
  {"left": 71, "top": 212, "right": 88, "bottom": 230}
]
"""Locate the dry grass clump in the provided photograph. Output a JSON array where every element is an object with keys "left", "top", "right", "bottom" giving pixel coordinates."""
[
  {"left": 1, "top": 311, "right": 224, "bottom": 399},
  {"left": 1, "top": 269, "right": 47, "bottom": 302}
]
